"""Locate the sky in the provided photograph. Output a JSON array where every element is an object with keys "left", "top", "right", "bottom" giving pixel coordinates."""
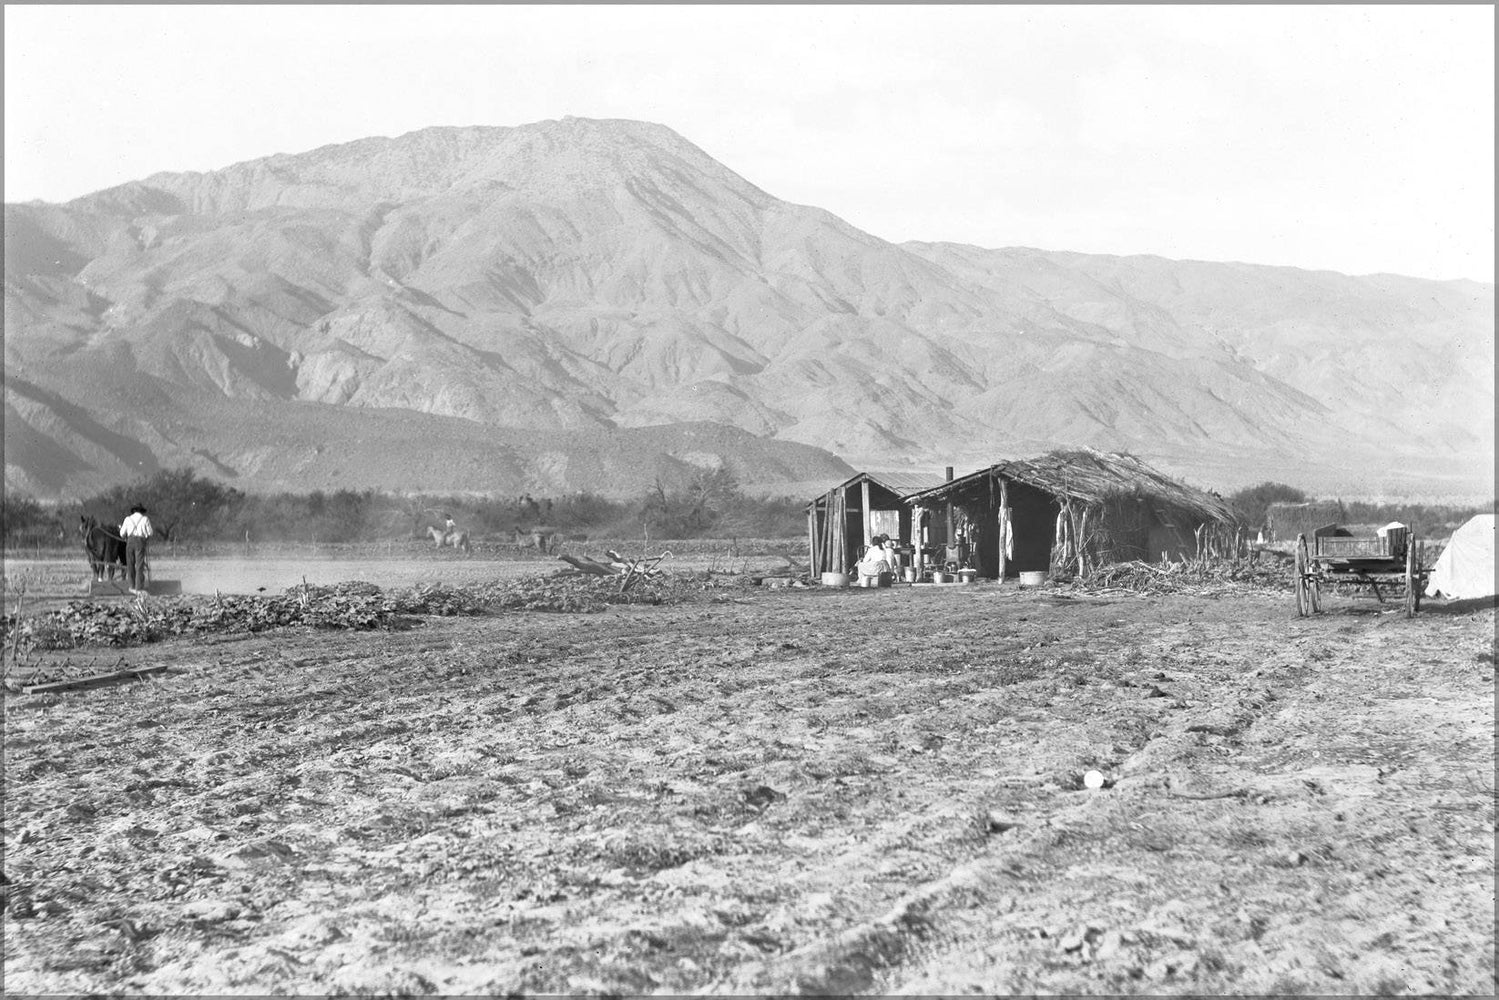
[{"left": 4, "top": 5, "right": 1494, "bottom": 282}]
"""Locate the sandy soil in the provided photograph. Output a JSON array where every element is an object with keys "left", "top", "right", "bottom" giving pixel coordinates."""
[
  {"left": 3, "top": 579, "right": 1494, "bottom": 995},
  {"left": 5, "top": 548, "right": 798, "bottom": 606}
]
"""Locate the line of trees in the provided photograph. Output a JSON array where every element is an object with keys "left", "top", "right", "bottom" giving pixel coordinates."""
[
  {"left": 1226, "top": 481, "right": 1494, "bottom": 540},
  {"left": 5, "top": 471, "right": 1490, "bottom": 550},
  {"left": 2, "top": 466, "right": 810, "bottom": 548}
]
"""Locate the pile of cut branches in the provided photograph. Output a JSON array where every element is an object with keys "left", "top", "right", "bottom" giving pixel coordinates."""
[
  {"left": 1069, "top": 556, "right": 1294, "bottom": 597},
  {"left": 0, "top": 573, "right": 703, "bottom": 652}
]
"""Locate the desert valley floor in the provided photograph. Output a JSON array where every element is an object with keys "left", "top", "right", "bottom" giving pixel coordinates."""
[{"left": 3, "top": 570, "right": 1495, "bottom": 995}]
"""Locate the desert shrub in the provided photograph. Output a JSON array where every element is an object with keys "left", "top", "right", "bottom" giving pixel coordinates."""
[
  {"left": 81, "top": 467, "right": 247, "bottom": 542},
  {"left": 635, "top": 469, "right": 804, "bottom": 539},
  {"left": 1337, "top": 499, "right": 1495, "bottom": 541},
  {"left": 67, "top": 466, "right": 809, "bottom": 548},
  {"left": 2, "top": 491, "right": 66, "bottom": 548},
  {"left": 1227, "top": 482, "right": 1310, "bottom": 531}
]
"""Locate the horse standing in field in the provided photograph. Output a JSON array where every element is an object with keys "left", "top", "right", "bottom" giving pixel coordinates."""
[
  {"left": 79, "top": 515, "right": 127, "bottom": 582},
  {"left": 511, "top": 525, "right": 561, "bottom": 554},
  {"left": 427, "top": 525, "right": 472, "bottom": 555}
]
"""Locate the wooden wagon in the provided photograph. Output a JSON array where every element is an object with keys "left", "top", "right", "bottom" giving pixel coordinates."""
[{"left": 1294, "top": 523, "right": 1428, "bottom": 617}]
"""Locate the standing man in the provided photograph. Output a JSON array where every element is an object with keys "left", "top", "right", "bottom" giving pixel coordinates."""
[{"left": 119, "top": 503, "right": 154, "bottom": 594}]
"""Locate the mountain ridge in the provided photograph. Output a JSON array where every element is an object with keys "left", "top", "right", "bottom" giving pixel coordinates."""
[{"left": 5, "top": 117, "right": 1492, "bottom": 501}]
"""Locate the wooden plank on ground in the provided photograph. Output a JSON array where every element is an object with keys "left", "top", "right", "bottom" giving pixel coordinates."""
[{"left": 21, "top": 664, "right": 169, "bottom": 695}]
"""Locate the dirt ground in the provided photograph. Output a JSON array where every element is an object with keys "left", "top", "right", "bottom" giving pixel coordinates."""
[{"left": 3, "top": 576, "right": 1494, "bottom": 995}]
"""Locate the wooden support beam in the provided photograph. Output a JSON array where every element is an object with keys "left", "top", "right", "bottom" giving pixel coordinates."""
[
  {"left": 861, "top": 479, "right": 872, "bottom": 546},
  {"left": 841, "top": 487, "right": 850, "bottom": 573},
  {"left": 807, "top": 508, "right": 818, "bottom": 575}
]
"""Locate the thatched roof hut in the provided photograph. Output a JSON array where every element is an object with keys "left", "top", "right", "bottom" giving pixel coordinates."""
[{"left": 903, "top": 450, "right": 1237, "bottom": 580}]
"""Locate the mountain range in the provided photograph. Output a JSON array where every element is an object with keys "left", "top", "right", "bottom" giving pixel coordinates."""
[{"left": 5, "top": 116, "right": 1493, "bottom": 501}]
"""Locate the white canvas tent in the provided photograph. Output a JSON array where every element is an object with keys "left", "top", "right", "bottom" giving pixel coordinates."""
[{"left": 1425, "top": 514, "right": 1496, "bottom": 600}]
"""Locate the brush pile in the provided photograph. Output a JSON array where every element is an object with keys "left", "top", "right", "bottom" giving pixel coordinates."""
[
  {"left": 1068, "top": 555, "right": 1294, "bottom": 597},
  {"left": 0, "top": 573, "right": 703, "bottom": 652}
]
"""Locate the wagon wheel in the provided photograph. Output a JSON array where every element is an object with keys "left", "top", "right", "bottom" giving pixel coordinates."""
[
  {"left": 1404, "top": 532, "right": 1419, "bottom": 618},
  {"left": 1294, "top": 534, "right": 1310, "bottom": 617}
]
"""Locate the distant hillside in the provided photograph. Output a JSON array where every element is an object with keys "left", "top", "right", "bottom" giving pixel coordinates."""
[{"left": 4, "top": 117, "right": 1492, "bottom": 500}]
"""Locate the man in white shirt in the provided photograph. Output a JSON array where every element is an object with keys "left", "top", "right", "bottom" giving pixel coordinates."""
[{"left": 119, "top": 504, "right": 154, "bottom": 594}]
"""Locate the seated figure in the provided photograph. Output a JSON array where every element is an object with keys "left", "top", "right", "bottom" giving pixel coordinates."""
[{"left": 856, "top": 534, "right": 894, "bottom": 586}]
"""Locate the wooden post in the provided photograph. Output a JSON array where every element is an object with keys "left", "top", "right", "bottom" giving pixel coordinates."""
[
  {"left": 861, "top": 479, "right": 872, "bottom": 547},
  {"left": 807, "top": 507, "right": 819, "bottom": 575},
  {"left": 1076, "top": 506, "right": 1090, "bottom": 577},
  {"left": 833, "top": 487, "right": 846, "bottom": 574},
  {"left": 827, "top": 494, "right": 839, "bottom": 569}
]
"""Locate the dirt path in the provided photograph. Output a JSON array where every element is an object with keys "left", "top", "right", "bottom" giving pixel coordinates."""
[{"left": 3, "top": 584, "right": 1493, "bottom": 994}]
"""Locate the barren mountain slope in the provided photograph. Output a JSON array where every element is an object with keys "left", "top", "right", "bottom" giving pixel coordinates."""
[{"left": 5, "top": 117, "right": 1492, "bottom": 499}]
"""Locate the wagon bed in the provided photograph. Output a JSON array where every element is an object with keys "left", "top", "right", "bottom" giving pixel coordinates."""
[{"left": 1295, "top": 523, "right": 1429, "bottom": 617}]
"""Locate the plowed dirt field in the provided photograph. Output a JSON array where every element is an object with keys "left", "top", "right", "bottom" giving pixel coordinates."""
[{"left": 4, "top": 579, "right": 1494, "bottom": 994}]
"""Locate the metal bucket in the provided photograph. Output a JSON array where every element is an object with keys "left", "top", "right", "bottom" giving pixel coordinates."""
[
  {"left": 1019, "top": 570, "right": 1049, "bottom": 587},
  {"left": 821, "top": 572, "right": 850, "bottom": 588},
  {"left": 957, "top": 569, "right": 978, "bottom": 584}
]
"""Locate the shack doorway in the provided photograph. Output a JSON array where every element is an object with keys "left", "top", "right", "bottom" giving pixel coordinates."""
[{"left": 1006, "top": 481, "right": 1060, "bottom": 576}]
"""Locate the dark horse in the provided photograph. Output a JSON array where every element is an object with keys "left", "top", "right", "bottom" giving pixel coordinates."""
[{"left": 80, "top": 515, "right": 127, "bottom": 582}]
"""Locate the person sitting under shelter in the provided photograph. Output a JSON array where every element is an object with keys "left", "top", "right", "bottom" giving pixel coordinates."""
[{"left": 856, "top": 533, "right": 894, "bottom": 586}]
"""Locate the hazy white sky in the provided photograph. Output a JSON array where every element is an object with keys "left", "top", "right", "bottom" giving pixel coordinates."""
[{"left": 4, "top": 5, "right": 1493, "bottom": 281}]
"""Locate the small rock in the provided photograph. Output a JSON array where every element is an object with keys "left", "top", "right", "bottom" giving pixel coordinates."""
[
  {"left": 985, "top": 811, "right": 1020, "bottom": 834},
  {"left": 743, "top": 785, "right": 785, "bottom": 810},
  {"left": 1094, "top": 929, "right": 1125, "bottom": 960},
  {"left": 181, "top": 899, "right": 241, "bottom": 922}
]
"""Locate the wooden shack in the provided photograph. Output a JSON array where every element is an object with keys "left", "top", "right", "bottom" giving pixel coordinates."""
[
  {"left": 806, "top": 470, "right": 951, "bottom": 576},
  {"left": 902, "top": 450, "right": 1238, "bottom": 580}
]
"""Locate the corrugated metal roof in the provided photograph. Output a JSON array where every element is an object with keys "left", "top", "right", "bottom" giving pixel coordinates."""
[
  {"left": 805, "top": 470, "right": 954, "bottom": 505},
  {"left": 864, "top": 471, "right": 952, "bottom": 495}
]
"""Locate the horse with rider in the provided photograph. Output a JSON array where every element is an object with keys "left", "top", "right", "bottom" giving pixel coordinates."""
[{"left": 428, "top": 512, "right": 472, "bottom": 554}]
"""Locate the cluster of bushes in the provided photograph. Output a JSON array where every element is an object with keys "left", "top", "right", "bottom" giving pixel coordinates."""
[
  {"left": 1226, "top": 482, "right": 1494, "bottom": 540},
  {"left": 8, "top": 470, "right": 1489, "bottom": 551},
  {"left": 2, "top": 466, "right": 809, "bottom": 549}
]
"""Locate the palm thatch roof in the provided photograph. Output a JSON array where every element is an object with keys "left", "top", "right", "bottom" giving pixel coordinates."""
[{"left": 906, "top": 449, "right": 1235, "bottom": 523}]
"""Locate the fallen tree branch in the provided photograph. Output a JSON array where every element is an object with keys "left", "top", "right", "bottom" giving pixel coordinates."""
[{"left": 557, "top": 554, "right": 617, "bottom": 577}]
